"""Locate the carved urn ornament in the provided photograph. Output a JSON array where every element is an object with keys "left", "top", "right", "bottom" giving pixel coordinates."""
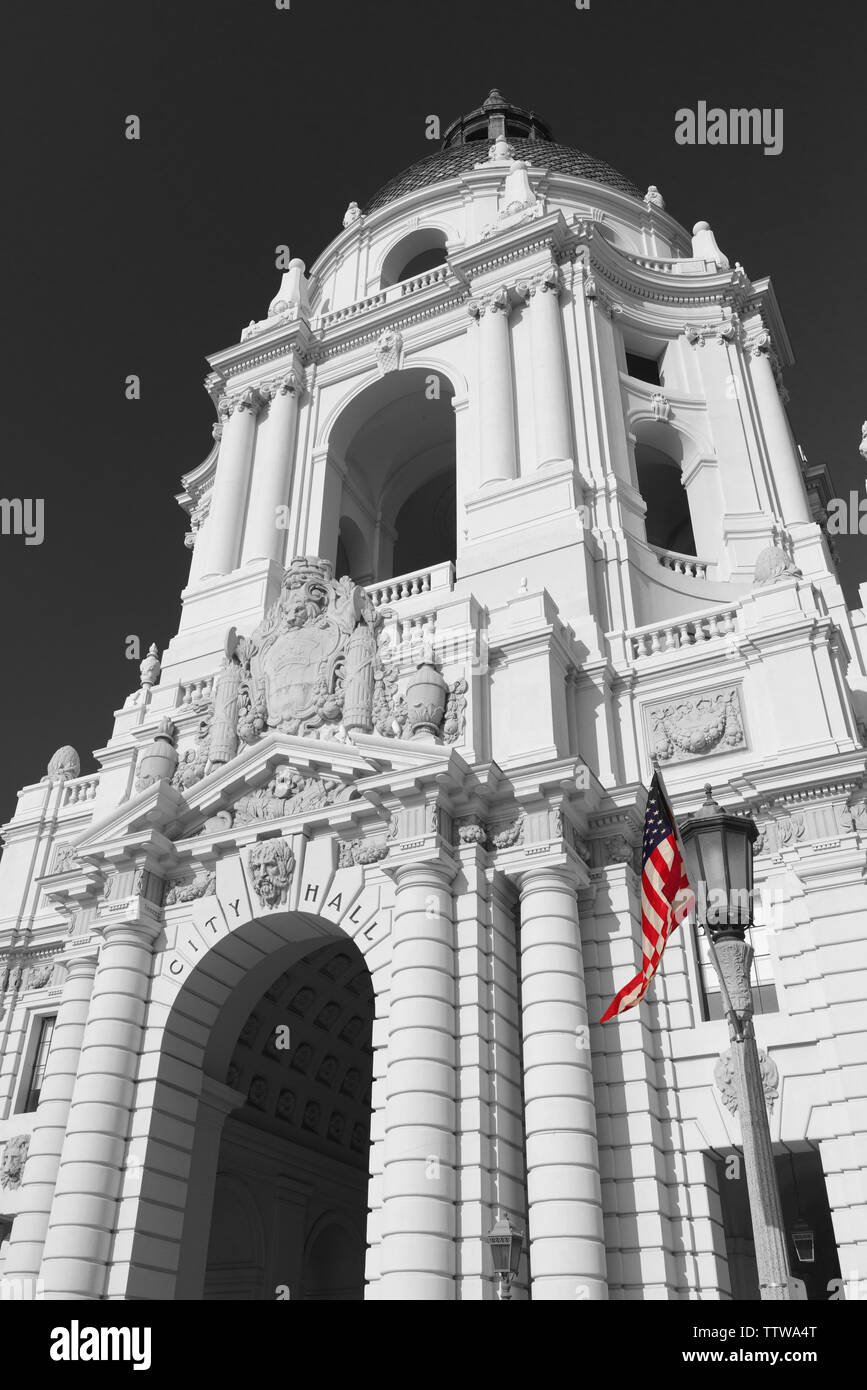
[
  {"left": 405, "top": 661, "right": 449, "bottom": 740},
  {"left": 136, "top": 718, "right": 178, "bottom": 790}
]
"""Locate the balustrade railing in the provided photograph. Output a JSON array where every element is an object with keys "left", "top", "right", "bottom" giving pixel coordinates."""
[
  {"left": 365, "top": 561, "right": 455, "bottom": 608},
  {"left": 652, "top": 546, "right": 710, "bottom": 581},
  {"left": 625, "top": 604, "right": 740, "bottom": 660},
  {"left": 315, "top": 264, "right": 452, "bottom": 330},
  {"left": 62, "top": 776, "right": 99, "bottom": 806},
  {"left": 178, "top": 675, "right": 215, "bottom": 707}
]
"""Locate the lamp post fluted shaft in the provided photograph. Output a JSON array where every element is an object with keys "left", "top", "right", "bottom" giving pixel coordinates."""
[
  {"left": 711, "top": 931, "right": 792, "bottom": 1300},
  {"left": 679, "top": 782, "right": 792, "bottom": 1303}
]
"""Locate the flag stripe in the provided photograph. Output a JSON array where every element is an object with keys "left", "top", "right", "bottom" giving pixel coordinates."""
[{"left": 600, "top": 771, "right": 692, "bottom": 1023}]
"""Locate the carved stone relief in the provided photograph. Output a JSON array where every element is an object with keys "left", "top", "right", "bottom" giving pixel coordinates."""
[
  {"left": 714, "top": 1045, "right": 779, "bottom": 1115},
  {"left": 337, "top": 839, "right": 389, "bottom": 868},
  {"left": 248, "top": 837, "right": 296, "bottom": 909},
  {"left": 164, "top": 869, "right": 217, "bottom": 905},
  {"left": 646, "top": 686, "right": 746, "bottom": 764},
  {"left": 0, "top": 1134, "right": 31, "bottom": 1189}
]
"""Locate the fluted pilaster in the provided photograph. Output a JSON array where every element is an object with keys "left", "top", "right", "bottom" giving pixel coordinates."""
[
  {"left": 468, "top": 287, "right": 518, "bottom": 485},
  {"left": 240, "top": 371, "right": 304, "bottom": 565},
  {"left": 200, "top": 387, "right": 264, "bottom": 577}
]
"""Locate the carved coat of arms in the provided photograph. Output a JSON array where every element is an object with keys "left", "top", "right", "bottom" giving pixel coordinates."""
[{"left": 231, "top": 557, "right": 380, "bottom": 742}]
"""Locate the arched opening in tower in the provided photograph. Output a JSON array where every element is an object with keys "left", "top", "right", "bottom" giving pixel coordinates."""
[
  {"left": 635, "top": 440, "right": 697, "bottom": 557},
  {"left": 201, "top": 938, "right": 374, "bottom": 1301},
  {"left": 379, "top": 228, "right": 449, "bottom": 288},
  {"left": 329, "top": 367, "right": 458, "bottom": 584}
]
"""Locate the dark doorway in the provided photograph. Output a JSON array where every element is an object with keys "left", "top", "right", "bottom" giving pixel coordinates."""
[{"left": 715, "top": 1149, "right": 842, "bottom": 1300}]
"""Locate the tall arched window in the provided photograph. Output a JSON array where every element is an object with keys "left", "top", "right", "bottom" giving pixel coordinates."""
[{"left": 634, "top": 441, "right": 697, "bottom": 556}]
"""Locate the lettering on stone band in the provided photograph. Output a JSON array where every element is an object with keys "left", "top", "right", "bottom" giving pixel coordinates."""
[{"left": 304, "top": 883, "right": 319, "bottom": 903}]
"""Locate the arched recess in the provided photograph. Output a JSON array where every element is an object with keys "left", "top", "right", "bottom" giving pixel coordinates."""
[
  {"left": 114, "top": 903, "right": 381, "bottom": 1302},
  {"left": 378, "top": 228, "right": 449, "bottom": 289},
  {"left": 630, "top": 419, "right": 698, "bottom": 557},
  {"left": 301, "top": 1212, "right": 366, "bottom": 1300},
  {"left": 325, "top": 367, "right": 459, "bottom": 582}
]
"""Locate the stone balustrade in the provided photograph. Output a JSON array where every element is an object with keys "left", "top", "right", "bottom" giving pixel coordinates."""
[
  {"left": 365, "top": 561, "right": 455, "bottom": 609},
  {"left": 177, "top": 675, "right": 215, "bottom": 707},
  {"left": 61, "top": 776, "right": 99, "bottom": 806},
  {"left": 652, "top": 546, "right": 710, "bottom": 581},
  {"left": 622, "top": 603, "right": 740, "bottom": 661},
  {"left": 315, "top": 265, "right": 452, "bottom": 330}
]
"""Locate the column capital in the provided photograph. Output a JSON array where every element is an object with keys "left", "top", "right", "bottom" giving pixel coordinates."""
[
  {"left": 511, "top": 858, "right": 582, "bottom": 896},
  {"left": 487, "top": 285, "right": 512, "bottom": 316},
  {"left": 233, "top": 386, "right": 266, "bottom": 415},
  {"left": 384, "top": 847, "right": 461, "bottom": 887}
]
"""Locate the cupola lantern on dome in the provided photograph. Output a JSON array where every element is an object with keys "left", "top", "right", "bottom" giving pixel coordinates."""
[
  {"left": 364, "top": 88, "right": 641, "bottom": 213},
  {"left": 441, "top": 87, "right": 553, "bottom": 148}
]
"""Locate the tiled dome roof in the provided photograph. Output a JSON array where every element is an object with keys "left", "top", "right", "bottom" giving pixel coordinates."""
[
  {"left": 364, "top": 91, "right": 642, "bottom": 213},
  {"left": 365, "top": 138, "right": 642, "bottom": 213}
]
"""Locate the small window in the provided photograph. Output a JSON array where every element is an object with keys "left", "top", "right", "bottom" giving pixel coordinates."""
[
  {"left": 625, "top": 351, "right": 662, "bottom": 386},
  {"left": 693, "top": 922, "right": 778, "bottom": 1022},
  {"left": 21, "top": 1014, "right": 56, "bottom": 1112}
]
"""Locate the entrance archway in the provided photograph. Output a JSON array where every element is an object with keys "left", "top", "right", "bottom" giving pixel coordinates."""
[
  {"left": 202, "top": 938, "right": 373, "bottom": 1301},
  {"left": 115, "top": 881, "right": 384, "bottom": 1302}
]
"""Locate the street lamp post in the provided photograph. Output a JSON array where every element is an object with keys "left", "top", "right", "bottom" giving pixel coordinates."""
[{"left": 680, "top": 785, "right": 793, "bottom": 1302}]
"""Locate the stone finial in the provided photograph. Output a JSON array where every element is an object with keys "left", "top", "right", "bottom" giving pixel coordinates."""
[
  {"left": 644, "top": 184, "right": 665, "bottom": 210},
  {"left": 342, "top": 201, "right": 361, "bottom": 228},
  {"left": 46, "top": 746, "right": 80, "bottom": 783},
  {"left": 139, "top": 643, "right": 161, "bottom": 687},
  {"left": 691, "top": 220, "right": 730, "bottom": 269},
  {"left": 753, "top": 543, "right": 802, "bottom": 587},
  {"left": 488, "top": 134, "right": 514, "bottom": 163},
  {"left": 135, "top": 717, "right": 178, "bottom": 791},
  {"left": 268, "top": 258, "right": 310, "bottom": 318}
]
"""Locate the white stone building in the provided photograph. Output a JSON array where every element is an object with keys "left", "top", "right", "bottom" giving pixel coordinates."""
[{"left": 1, "top": 89, "right": 866, "bottom": 1301}]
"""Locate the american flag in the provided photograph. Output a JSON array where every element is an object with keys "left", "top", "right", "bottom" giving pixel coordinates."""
[{"left": 599, "top": 771, "right": 694, "bottom": 1023}]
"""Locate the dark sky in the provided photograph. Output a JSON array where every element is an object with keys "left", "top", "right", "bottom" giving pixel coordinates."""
[{"left": 2, "top": 0, "right": 865, "bottom": 824}]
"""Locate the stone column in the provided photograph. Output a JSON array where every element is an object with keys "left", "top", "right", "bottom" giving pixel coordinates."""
[
  {"left": 379, "top": 855, "right": 458, "bottom": 1300},
  {"left": 200, "top": 387, "right": 263, "bottom": 577},
  {"left": 528, "top": 266, "right": 572, "bottom": 468},
  {"left": 469, "top": 288, "right": 518, "bottom": 485},
  {"left": 240, "top": 371, "right": 303, "bottom": 565},
  {"left": 747, "top": 334, "right": 811, "bottom": 527},
  {"left": 39, "top": 919, "right": 159, "bottom": 1300},
  {"left": 518, "top": 866, "right": 607, "bottom": 1299},
  {"left": 2, "top": 946, "right": 98, "bottom": 1292}
]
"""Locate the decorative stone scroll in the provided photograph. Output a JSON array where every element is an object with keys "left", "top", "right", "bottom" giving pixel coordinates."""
[
  {"left": 45, "top": 746, "right": 80, "bottom": 784},
  {"left": 645, "top": 686, "right": 746, "bottom": 765}
]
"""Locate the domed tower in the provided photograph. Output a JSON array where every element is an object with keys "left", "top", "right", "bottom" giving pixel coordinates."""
[{"left": 2, "top": 92, "right": 866, "bottom": 1304}]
